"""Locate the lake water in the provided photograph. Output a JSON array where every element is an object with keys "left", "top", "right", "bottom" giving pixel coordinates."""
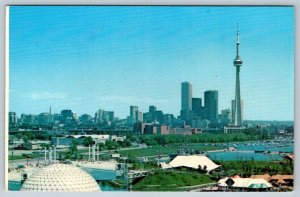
[
  {"left": 207, "top": 142, "right": 293, "bottom": 161},
  {"left": 207, "top": 151, "right": 283, "bottom": 161}
]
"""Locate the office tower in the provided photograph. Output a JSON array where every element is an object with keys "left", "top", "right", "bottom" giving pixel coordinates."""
[
  {"left": 107, "top": 111, "right": 114, "bottom": 122},
  {"left": 204, "top": 90, "right": 218, "bottom": 123},
  {"left": 38, "top": 113, "right": 52, "bottom": 125},
  {"left": 61, "top": 109, "right": 73, "bottom": 123},
  {"left": 80, "top": 114, "right": 93, "bottom": 124},
  {"left": 233, "top": 24, "right": 243, "bottom": 127},
  {"left": 8, "top": 112, "right": 17, "bottom": 127},
  {"left": 154, "top": 110, "right": 164, "bottom": 124},
  {"left": 181, "top": 82, "right": 192, "bottom": 125},
  {"left": 72, "top": 112, "right": 78, "bottom": 120},
  {"left": 163, "top": 114, "right": 174, "bottom": 125},
  {"left": 181, "top": 82, "right": 192, "bottom": 111},
  {"left": 148, "top": 105, "right": 157, "bottom": 122},
  {"left": 192, "top": 98, "right": 202, "bottom": 117},
  {"left": 143, "top": 112, "right": 152, "bottom": 123},
  {"left": 221, "top": 109, "right": 231, "bottom": 126},
  {"left": 97, "top": 109, "right": 105, "bottom": 122},
  {"left": 136, "top": 111, "right": 143, "bottom": 122},
  {"left": 149, "top": 105, "right": 157, "bottom": 113},
  {"left": 130, "top": 105, "right": 139, "bottom": 123}
]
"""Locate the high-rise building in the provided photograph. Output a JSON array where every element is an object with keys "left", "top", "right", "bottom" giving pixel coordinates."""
[
  {"left": 38, "top": 112, "right": 53, "bottom": 125},
  {"left": 149, "top": 105, "right": 157, "bottom": 113},
  {"left": 107, "top": 111, "right": 114, "bottom": 122},
  {"left": 97, "top": 109, "right": 105, "bottom": 123},
  {"left": 20, "top": 114, "right": 37, "bottom": 125},
  {"left": 233, "top": 24, "right": 243, "bottom": 127},
  {"left": 181, "top": 82, "right": 192, "bottom": 125},
  {"left": 204, "top": 90, "right": 218, "bottom": 124},
  {"left": 61, "top": 110, "right": 73, "bottom": 123},
  {"left": 221, "top": 109, "right": 231, "bottom": 126},
  {"left": 163, "top": 114, "right": 174, "bottom": 125},
  {"left": 9, "top": 112, "right": 17, "bottom": 127},
  {"left": 180, "top": 109, "right": 192, "bottom": 126},
  {"left": 192, "top": 98, "right": 202, "bottom": 117},
  {"left": 181, "top": 82, "right": 192, "bottom": 111},
  {"left": 79, "top": 114, "right": 93, "bottom": 126},
  {"left": 96, "top": 109, "right": 114, "bottom": 123},
  {"left": 136, "top": 111, "right": 143, "bottom": 122},
  {"left": 130, "top": 106, "right": 139, "bottom": 123},
  {"left": 148, "top": 105, "right": 157, "bottom": 122},
  {"left": 154, "top": 110, "right": 164, "bottom": 124},
  {"left": 143, "top": 112, "right": 152, "bottom": 123}
]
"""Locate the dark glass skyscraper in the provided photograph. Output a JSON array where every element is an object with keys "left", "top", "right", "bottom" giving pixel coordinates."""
[
  {"left": 204, "top": 90, "right": 218, "bottom": 124},
  {"left": 192, "top": 98, "right": 202, "bottom": 117},
  {"left": 181, "top": 82, "right": 192, "bottom": 125},
  {"left": 181, "top": 82, "right": 192, "bottom": 111}
]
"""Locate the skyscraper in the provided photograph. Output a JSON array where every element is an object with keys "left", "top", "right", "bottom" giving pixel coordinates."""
[
  {"left": 181, "top": 82, "right": 192, "bottom": 125},
  {"left": 204, "top": 90, "right": 218, "bottom": 124},
  {"left": 9, "top": 112, "right": 17, "bottom": 127},
  {"left": 149, "top": 105, "right": 157, "bottom": 113},
  {"left": 130, "top": 105, "right": 139, "bottom": 123},
  {"left": 192, "top": 98, "right": 202, "bottom": 117},
  {"left": 181, "top": 82, "right": 192, "bottom": 111},
  {"left": 61, "top": 109, "right": 73, "bottom": 123},
  {"left": 233, "top": 24, "right": 243, "bottom": 127}
]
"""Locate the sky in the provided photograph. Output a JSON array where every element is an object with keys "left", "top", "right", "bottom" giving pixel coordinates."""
[{"left": 9, "top": 6, "right": 294, "bottom": 121}]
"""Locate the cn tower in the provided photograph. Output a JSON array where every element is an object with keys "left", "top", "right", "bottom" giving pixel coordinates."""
[{"left": 233, "top": 24, "right": 243, "bottom": 127}]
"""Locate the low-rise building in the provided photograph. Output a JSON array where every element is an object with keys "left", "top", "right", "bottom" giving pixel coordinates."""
[
  {"left": 51, "top": 134, "right": 125, "bottom": 146},
  {"left": 218, "top": 175, "right": 272, "bottom": 191},
  {"left": 24, "top": 140, "right": 50, "bottom": 150}
]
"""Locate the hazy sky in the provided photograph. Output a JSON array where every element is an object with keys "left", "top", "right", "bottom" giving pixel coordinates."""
[{"left": 9, "top": 6, "right": 294, "bottom": 120}]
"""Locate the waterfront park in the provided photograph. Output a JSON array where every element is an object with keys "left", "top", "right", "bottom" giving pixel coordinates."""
[{"left": 8, "top": 128, "right": 294, "bottom": 191}]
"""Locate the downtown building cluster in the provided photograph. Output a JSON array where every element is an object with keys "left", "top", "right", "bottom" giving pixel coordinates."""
[{"left": 9, "top": 27, "right": 245, "bottom": 134}]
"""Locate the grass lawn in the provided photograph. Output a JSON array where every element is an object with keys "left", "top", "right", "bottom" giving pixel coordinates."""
[
  {"left": 9, "top": 153, "right": 44, "bottom": 160},
  {"left": 119, "top": 144, "right": 225, "bottom": 159},
  {"left": 133, "top": 171, "right": 215, "bottom": 191}
]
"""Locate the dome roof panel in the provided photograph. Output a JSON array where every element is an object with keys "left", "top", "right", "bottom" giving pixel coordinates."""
[{"left": 20, "top": 164, "right": 100, "bottom": 192}]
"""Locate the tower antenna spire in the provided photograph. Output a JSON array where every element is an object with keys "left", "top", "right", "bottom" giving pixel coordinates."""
[
  {"left": 237, "top": 23, "right": 239, "bottom": 42},
  {"left": 236, "top": 22, "right": 240, "bottom": 59}
]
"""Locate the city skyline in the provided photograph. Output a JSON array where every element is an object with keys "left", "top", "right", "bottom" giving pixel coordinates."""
[{"left": 9, "top": 6, "right": 294, "bottom": 120}]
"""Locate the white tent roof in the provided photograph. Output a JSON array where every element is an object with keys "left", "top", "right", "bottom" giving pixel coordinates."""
[
  {"left": 218, "top": 177, "right": 272, "bottom": 188},
  {"left": 160, "top": 155, "right": 221, "bottom": 172}
]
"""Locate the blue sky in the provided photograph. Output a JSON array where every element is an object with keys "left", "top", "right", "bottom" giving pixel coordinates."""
[{"left": 9, "top": 6, "right": 294, "bottom": 120}]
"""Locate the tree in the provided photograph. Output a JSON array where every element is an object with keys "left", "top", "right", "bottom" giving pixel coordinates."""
[
  {"left": 23, "top": 135, "right": 29, "bottom": 143},
  {"left": 83, "top": 136, "right": 94, "bottom": 147},
  {"left": 40, "top": 143, "right": 50, "bottom": 149},
  {"left": 98, "top": 142, "right": 105, "bottom": 151},
  {"left": 68, "top": 140, "right": 79, "bottom": 160}
]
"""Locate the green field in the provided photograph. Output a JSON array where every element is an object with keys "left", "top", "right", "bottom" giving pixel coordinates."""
[
  {"left": 9, "top": 153, "right": 44, "bottom": 160},
  {"left": 133, "top": 171, "right": 215, "bottom": 191},
  {"left": 119, "top": 144, "right": 225, "bottom": 159}
]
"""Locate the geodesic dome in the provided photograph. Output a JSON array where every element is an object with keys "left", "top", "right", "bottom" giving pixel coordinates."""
[{"left": 20, "top": 163, "right": 100, "bottom": 192}]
